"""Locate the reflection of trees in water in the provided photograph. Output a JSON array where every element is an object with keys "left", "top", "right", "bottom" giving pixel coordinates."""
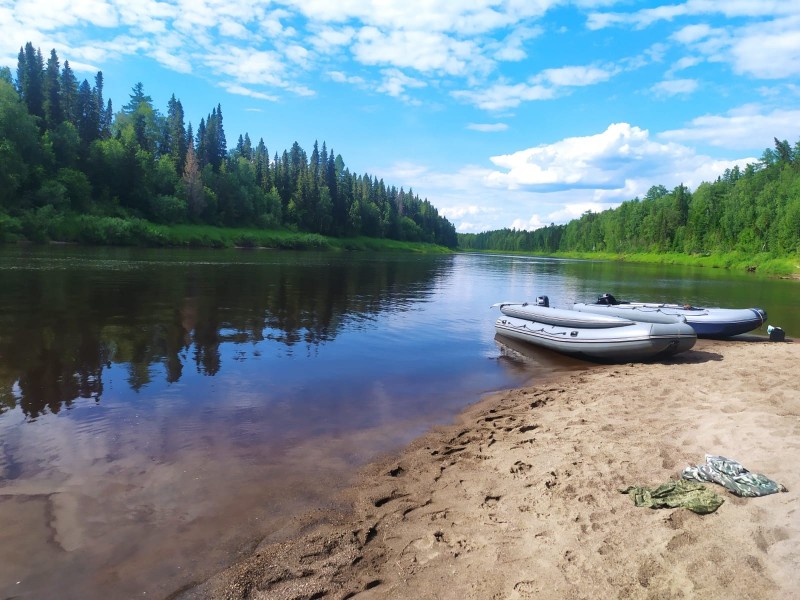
[{"left": 0, "top": 254, "right": 449, "bottom": 418}]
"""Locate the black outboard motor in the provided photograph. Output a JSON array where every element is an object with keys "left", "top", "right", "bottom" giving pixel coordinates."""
[
  {"left": 536, "top": 295, "right": 550, "bottom": 307},
  {"left": 597, "top": 293, "right": 618, "bottom": 305}
]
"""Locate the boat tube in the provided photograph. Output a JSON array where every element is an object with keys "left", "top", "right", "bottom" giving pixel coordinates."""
[{"left": 573, "top": 293, "right": 767, "bottom": 338}]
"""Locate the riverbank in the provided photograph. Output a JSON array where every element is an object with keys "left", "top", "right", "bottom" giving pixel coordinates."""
[
  {"left": 460, "top": 248, "right": 800, "bottom": 279},
  {"left": 176, "top": 337, "right": 799, "bottom": 600}
]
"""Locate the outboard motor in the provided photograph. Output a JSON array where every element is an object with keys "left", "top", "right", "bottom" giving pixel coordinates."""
[
  {"left": 598, "top": 293, "right": 617, "bottom": 305},
  {"left": 536, "top": 295, "right": 550, "bottom": 307}
]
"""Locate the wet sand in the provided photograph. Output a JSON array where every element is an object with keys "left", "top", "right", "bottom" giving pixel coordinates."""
[{"left": 176, "top": 337, "right": 799, "bottom": 600}]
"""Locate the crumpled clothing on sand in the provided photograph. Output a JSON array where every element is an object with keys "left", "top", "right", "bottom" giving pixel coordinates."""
[
  {"left": 682, "top": 454, "right": 787, "bottom": 497},
  {"left": 620, "top": 480, "right": 724, "bottom": 514}
]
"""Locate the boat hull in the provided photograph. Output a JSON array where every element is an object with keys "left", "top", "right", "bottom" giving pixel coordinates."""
[
  {"left": 573, "top": 302, "right": 767, "bottom": 338},
  {"left": 495, "top": 316, "right": 697, "bottom": 362}
]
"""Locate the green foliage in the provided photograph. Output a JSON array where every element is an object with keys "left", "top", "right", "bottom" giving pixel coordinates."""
[
  {"left": 148, "top": 195, "right": 187, "bottom": 224},
  {"left": 0, "top": 212, "right": 22, "bottom": 241}
]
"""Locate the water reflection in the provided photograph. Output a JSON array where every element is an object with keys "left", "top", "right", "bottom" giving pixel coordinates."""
[{"left": 0, "top": 249, "right": 451, "bottom": 419}]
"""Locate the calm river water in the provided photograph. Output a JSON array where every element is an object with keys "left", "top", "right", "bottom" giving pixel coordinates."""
[{"left": 0, "top": 246, "right": 796, "bottom": 599}]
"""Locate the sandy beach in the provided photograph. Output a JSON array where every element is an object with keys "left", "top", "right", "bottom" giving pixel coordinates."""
[{"left": 176, "top": 337, "right": 799, "bottom": 600}]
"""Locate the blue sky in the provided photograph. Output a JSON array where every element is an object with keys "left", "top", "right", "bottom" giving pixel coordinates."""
[{"left": 2, "top": 1, "right": 800, "bottom": 233}]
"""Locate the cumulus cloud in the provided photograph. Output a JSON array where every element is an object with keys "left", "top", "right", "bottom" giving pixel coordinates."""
[{"left": 487, "top": 123, "right": 676, "bottom": 191}]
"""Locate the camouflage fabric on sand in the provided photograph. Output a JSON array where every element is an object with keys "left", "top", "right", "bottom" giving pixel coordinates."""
[
  {"left": 682, "top": 454, "right": 786, "bottom": 497},
  {"left": 620, "top": 479, "right": 724, "bottom": 514}
]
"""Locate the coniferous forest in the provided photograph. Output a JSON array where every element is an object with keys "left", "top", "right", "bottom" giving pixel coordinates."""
[
  {"left": 2, "top": 43, "right": 798, "bottom": 262},
  {"left": 0, "top": 43, "right": 458, "bottom": 249},
  {"left": 459, "top": 141, "right": 800, "bottom": 260}
]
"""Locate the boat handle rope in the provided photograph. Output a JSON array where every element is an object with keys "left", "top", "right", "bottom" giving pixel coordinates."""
[{"left": 501, "top": 320, "right": 569, "bottom": 336}]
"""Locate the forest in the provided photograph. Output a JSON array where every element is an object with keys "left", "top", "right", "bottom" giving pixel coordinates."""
[
  {"left": 459, "top": 139, "right": 800, "bottom": 259},
  {"left": 0, "top": 43, "right": 458, "bottom": 249}
]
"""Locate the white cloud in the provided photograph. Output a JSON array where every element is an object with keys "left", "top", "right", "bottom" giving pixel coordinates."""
[
  {"left": 594, "top": 5, "right": 800, "bottom": 82},
  {"left": 659, "top": 105, "right": 800, "bottom": 149},
  {"left": 149, "top": 48, "right": 192, "bottom": 73},
  {"left": 218, "top": 20, "right": 251, "bottom": 39},
  {"left": 671, "top": 23, "right": 715, "bottom": 44},
  {"left": 511, "top": 214, "right": 547, "bottom": 231},
  {"left": 310, "top": 26, "right": 357, "bottom": 50},
  {"left": 376, "top": 68, "right": 426, "bottom": 99},
  {"left": 453, "top": 63, "right": 618, "bottom": 110},
  {"left": 728, "top": 17, "right": 800, "bottom": 79},
  {"left": 453, "top": 81, "right": 556, "bottom": 110},
  {"left": 224, "top": 84, "right": 278, "bottom": 101},
  {"left": 487, "top": 123, "right": 669, "bottom": 191},
  {"left": 281, "top": 0, "right": 556, "bottom": 34},
  {"left": 467, "top": 123, "right": 509, "bottom": 132},
  {"left": 353, "top": 27, "right": 489, "bottom": 77},
  {"left": 588, "top": 1, "right": 800, "bottom": 31},
  {"left": 205, "top": 46, "right": 286, "bottom": 86},
  {"left": 327, "top": 70, "right": 365, "bottom": 85},
  {"left": 284, "top": 44, "right": 312, "bottom": 68},
  {"left": 651, "top": 78, "right": 698, "bottom": 97},
  {"left": 539, "top": 64, "right": 616, "bottom": 86}
]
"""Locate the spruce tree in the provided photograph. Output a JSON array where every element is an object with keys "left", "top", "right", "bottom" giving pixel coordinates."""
[
  {"left": 60, "top": 60, "right": 78, "bottom": 124},
  {"left": 44, "top": 49, "right": 62, "bottom": 129}
]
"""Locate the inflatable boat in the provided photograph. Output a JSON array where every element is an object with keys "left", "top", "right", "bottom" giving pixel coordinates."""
[
  {"left": 573, "top": 293, "right": 767, "bottom": 338},
  {"left": 493, "top": 297, "right": 697, "bottom": 362}
]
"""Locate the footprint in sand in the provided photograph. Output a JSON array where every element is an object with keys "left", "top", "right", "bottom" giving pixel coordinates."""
[{"left": 512, "top": 580, "right": 538, "bottom": 598}]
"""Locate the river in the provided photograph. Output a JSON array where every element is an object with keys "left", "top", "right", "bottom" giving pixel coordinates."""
[{"left": 0, "top": 246, "right": 795, "bottom": 599}]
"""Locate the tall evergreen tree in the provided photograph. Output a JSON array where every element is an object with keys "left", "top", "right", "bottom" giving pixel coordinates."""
[
  {"left": 165, "top": 94, "right": 186, "bottom": 172},
  {"left": 76, "top": 79, "right": 98, "bottom": 146},
  {"left": 215, "top": 103, "right": 227, "bottom": 167},
  {"left": 255, "top": 138, "right": 270, "bottom": 191},
  {"left": 101, "top": 99, "right": 113, "bottom": 139},
  {"left": 60, "top": 60, "right": 78, "bottom": 124},
  {"left": 123, "top": 82, "right": 152, "bottom": 113},
  {"left": 196, "top": 118, "right": 207, "bottom": 169},
  {"left": 44, "top": 49, "right": 62, "bottom": 129},
  {"left": 242, "top": 132, "right": 252, "bottom": 161},
  {"left": 17, "top": 42, "right": 45, "bottom": 121}
]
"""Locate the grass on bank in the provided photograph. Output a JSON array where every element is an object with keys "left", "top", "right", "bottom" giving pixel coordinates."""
[
  {"left": 462, "top": 248, "right": 800, "bottom": 278},
  {"left": 1, "top": 211, "right": 453, "bottom": 253}
]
